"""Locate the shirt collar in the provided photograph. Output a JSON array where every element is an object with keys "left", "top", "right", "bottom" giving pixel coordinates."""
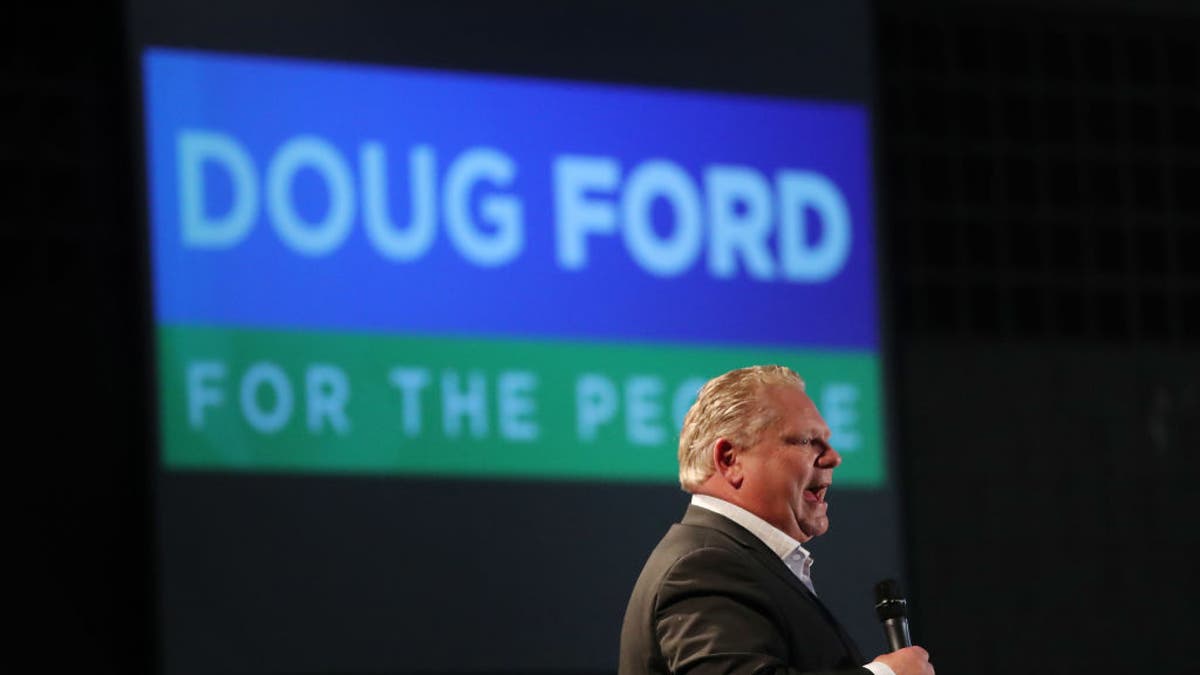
[{"left": 690, "top": 494, "right": 813, "bottom": 566}]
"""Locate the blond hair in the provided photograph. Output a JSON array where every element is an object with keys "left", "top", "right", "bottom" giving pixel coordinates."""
[{"left": 677, "top": 365, "right": 805, "bottom": 492}]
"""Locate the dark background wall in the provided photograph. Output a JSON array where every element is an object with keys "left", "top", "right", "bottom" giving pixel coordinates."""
[
  {"left": 8, "top": 1, "right": 152, "bottom": 671},
  {"left": 876, "top": 4, "right": 1199, "bottom": 674},
  {"left": 7, "top": 1, "right": 1197, "bottom": 673}
]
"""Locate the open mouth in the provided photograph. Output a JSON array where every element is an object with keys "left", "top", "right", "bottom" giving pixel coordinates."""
[{"left": 803, "top": 483, "right": 830, "bottom": 504}]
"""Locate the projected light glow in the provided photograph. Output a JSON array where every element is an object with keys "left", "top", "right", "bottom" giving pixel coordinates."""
[{"left": 145, "top": 47, "right": 884, "bottom": 484}]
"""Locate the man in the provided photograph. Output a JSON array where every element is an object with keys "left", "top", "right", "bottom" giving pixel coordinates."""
[{"left": 619, "top": 365, "right": 934, "bottom": 675}]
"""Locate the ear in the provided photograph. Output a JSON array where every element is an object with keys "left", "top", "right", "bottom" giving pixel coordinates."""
[{"left": 711, "top": 438, "right": 744, "bottom": 489}]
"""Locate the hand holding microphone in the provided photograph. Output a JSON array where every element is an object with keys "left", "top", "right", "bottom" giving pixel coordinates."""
[
  {"left": 874, "top": 646, "right": 934, "bottom": 675},
  {"left": 871, "top": 579, "right": 934, "bottom": 675}
]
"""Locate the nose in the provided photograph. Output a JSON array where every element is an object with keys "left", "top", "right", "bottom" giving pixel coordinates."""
[{"left": 817, "top": 444, "right": 842, "bottom": 469}]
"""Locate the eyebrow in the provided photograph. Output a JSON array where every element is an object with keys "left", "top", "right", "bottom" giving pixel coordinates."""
[{"left": 783, "top": 428, "right": 830, "bottom": 443}]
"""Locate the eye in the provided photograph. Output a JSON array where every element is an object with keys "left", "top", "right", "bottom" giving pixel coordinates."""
[{"left": 798, "top": 436, "right": 812, "bottom": 446}]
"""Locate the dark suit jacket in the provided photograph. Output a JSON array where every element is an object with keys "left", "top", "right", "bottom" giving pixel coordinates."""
[{"left": 619, "top": 505, "right": 871, "bottom": 675}]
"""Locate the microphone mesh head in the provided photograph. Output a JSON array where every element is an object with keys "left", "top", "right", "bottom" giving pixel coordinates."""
[
  {"left": 874, "top": 579, "right": 900, "bottom": 603},
  {"left": 874, "top": 578, "right": 907, "bottom": 620}
]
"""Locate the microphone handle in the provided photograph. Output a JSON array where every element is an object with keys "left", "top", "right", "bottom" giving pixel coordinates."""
[{"left": 882, "top": 616, "right": 911, "bottom": 651}]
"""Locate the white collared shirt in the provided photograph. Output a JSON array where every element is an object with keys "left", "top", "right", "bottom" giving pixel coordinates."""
[{"left": 689, "top": 494, "right": 896, "bottom": 675}]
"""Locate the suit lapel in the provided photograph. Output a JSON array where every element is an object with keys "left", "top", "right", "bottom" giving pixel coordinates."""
[{"left": 680, "top": 505, "right": 865, "bottom": 664}]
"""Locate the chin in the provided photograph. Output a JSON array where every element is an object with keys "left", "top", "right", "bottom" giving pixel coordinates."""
[{"left": 801, "top": 519, "right": 830, "bottom": 540}]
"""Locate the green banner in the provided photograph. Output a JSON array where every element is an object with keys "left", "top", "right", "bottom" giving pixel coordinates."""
[{"left": 159, "top": 325, "right": 885, "bottom": 485}]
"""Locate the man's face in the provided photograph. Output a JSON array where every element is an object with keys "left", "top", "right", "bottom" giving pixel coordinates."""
[{"left": 736, "top": 384, "right": 842, "bottom": 543}]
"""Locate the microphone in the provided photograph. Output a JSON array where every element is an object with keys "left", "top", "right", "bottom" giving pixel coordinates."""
[{"left": 874, "top": 578, "right": 911, "bottom": 651}]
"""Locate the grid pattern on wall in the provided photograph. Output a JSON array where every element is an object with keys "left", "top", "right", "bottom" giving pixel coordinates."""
[
  {"left": 877, "top": 5, "right": 1199, "bottom": 675},
  {"left": 878, "top": 5, "right": 1199, "bottom": 343}
]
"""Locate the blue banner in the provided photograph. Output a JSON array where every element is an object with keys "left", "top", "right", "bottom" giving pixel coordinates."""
[{"left": 145, "top": 47, "right": 877, "bottom": 349}]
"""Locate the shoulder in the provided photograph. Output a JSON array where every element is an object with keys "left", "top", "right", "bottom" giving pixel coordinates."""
[
  {"left": 656, "top": 542, "right": 778, "bottom": 610},
  {"left": 620, "top": 521, "right": 789, "bottom": 673},
  {"left": 640, "top": 524, "right": 776, "bottom": 606}
]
